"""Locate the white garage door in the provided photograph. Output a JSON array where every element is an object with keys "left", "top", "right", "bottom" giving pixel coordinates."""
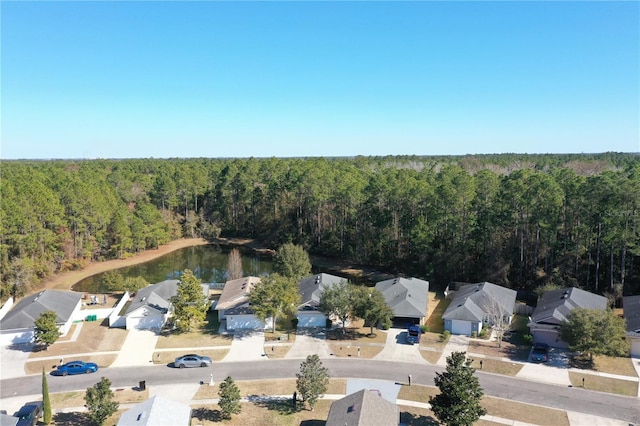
[
  {"left": 297, "top": 313, "right": 327, "bottom": 328},
  {"left": 533, "top": 330, "right": 568, "bottom": 348},
  {"left": 227, "top": 315, "right": 266, "bottom": 330},
  {"left": 450, "top": 320, "right": 472, "bottom": 336},
  {"left": 126, "top": 315, "right": 163, "bottom": 330},
  {"left": 630, "top": 338, "right": 640, "bottom": 357}
]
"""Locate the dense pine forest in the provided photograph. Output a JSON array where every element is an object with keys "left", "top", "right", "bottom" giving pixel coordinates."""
[{"left": 2, "top": 153, "right": 639, "bottom": 300}]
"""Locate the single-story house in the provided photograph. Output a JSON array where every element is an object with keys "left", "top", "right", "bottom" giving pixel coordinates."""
[
  {"left": 215, "top": 276, "right": 272, "bottom": 331},
  {"left": 442, "top": 282, "right": 517, "bottom": 336},
  {"left": 375, "top": 277, "right": 429, "bottom": 326},
  {"left": 0, "top": 290, "right": 83, "bottom": 346},
  {"left": 623, "top": 295, "right": 640, "bottom": 357},
  {"left": 117, "top": 395, "right": 191, "bottom": 426},
  {"left": 296, "top": 273, "right": 346, "bottom": 328},
  {"left": 116, "top": 280, "right": 209, "bottom": 331},
  {"left": 529, "top": 287, "right": 608, "bottom": 348},
  {"left": 326, "top": 388, "right": 399, "bottom": 426}
]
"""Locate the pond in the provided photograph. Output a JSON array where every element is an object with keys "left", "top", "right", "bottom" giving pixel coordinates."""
[{"left": 71, "top": 245, "right": 274, "bottom": 293}]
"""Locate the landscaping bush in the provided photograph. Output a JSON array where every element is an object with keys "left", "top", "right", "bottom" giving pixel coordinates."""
[
  {"left": 420, "top": 324, "right": 429, "bottom": 333},
  {"left": 291, "top": 318, "right": 299, "bottom": 329},
  {"left": 471, "top": 331, "right": 477, "bottom": 338},
  {"left": 523, "top": 333, "right": 533, "bottom": 345},
  {"left": 440, "top": 330, "right": 451, "bottom": 342}
]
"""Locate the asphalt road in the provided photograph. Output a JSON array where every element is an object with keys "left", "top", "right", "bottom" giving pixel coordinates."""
[{"left": 2, "top": 359, "right": 639, "bottom": 424}]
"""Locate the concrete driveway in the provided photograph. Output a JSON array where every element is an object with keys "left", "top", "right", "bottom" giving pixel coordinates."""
[
  {"left": 284, "top": 328, "right": 332, "bottom": 359},
  {"left": 373, "top": 328, "right": 426, "bottom": 364},
  {"left": 516, "top": 346, "right": 571, "bottom": 386},
  {"left": 0, "top": 343, "right": 32, "bottom": 380},
  {"left": 223, "top": 330, "right": 267, "bottom": 362},
  {"left": 110, "top": 329, "right": 158, "bottom": 367}
]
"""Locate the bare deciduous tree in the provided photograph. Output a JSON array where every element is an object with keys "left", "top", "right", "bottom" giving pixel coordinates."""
[
  {"left": 225, "top": 248, "right": 243, "bottom": 281},
  {"left": 485, "top": 298, "right": 508, "bottom": 348}
]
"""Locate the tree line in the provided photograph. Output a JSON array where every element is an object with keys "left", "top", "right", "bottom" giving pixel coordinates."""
[{"left": 2, "top": 153, "right": 639, "bottom": 300}]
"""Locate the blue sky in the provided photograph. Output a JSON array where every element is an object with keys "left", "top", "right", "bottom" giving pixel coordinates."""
[{"left": 2, "top": 1, "right": 638, "bottom": 159}]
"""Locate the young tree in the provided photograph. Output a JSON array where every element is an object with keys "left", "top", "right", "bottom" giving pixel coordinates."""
[
  {"left": 34, "top": 310, "right": 61, "bottom": 349},
  {"left": 351, "top": 286, "right": 393, "bottom": 336},
  {"left": 296, "top": 354, "right": 329, "bottom": 411},
  {"left": 429, "top": 351, "right": 486, "bottom": 426},
  {"left": 319, "top": 281, "right": 353, "bottom": 333},
  {"left": 122, "top": 276, "right": 149, "bottom": 293},
  {"left": 559, "top": 308, "right": 628, "bottom": 360},
  {"left": 218, "top": 376, "right": 241, "bottom": 419},
  {"left": 42, "top": 368, "right": 52, "bottom": 425},
  {"left": 84, "top": 377, "right": 119, "bottom": 426},
  {"left": 170, "top": 269, "right": 209, "bottom": 332},
  {"left": 273, "top": 243, "right": 311, "bottom": 280},
  {"left": 248, "top": 274, "right": 300, "bottom": 333},
  {"left": 225, "top": 248, "right": 243, "bottom": 281},
  {"left": 101, "top": 271, "right": 125, "bottom": 292},
  {"left": 485, "top": 297, "right": 508, "bottom": 348}
]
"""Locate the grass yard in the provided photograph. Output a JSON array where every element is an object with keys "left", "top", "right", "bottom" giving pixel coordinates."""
[
  {"left": 327, "top": 343, "right": 384, "bottom": 358},
  {"left": 570, "top": 353, "right": 638, "bottom": 377},
  {"left": 29, "top": 321, "right": 128, "bottom": 359},
  {"left": 155, "top": 311, "right": 233, "bottom": 349},
  {"left": 263, "top": 344, "right": 293, "bottom": 359},
  {"left": 192, "top": 379, "right": 348, "bottom": 400},
  {"left": 482, "top": 396, "right": 569, "bottom": 426},
  {"left": 568, "top": 372, "right": 638, "bottom": 396},
  {"left": 419, "top": 348, "right": 443, "bottom": 364},
  {"left": 467, "top": 339, "right": 530, "bottom": 362},
  {"left": 426, "top": 292, "right": 450, "bottom": 334},
  {"left": 25, "top": 354, "right": 118, "bottom": 375},
  {"left": 152, "top": 349, "right": 230, "bottom": 365},
  {"left": 325, "top": 319, "right": 388, "bottom": 345},
  {"left": 468, "top": 357, "right": 523, "bottom": 376},
  {"left": 50, "top": 388, "right": 149, "bottom": 426},
  {"left": 420, "top": 331, "right": 449, "bottom": 351}
]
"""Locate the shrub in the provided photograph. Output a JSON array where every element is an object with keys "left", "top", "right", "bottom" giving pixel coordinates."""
[
  {"left": 420, "top": 324, "right": 429, "bottom": 333},
  {"left": 291, "top": 318, "right": 299, "bottom": 329},
  {"left": 523, "top": 333, "right": 533, "bottom": 345},
  {"left": 440, "top": 330, "right": 451, "bottom": 342},
  {"left": 471, "top": 331, "right": 478, "bottom": 338}
]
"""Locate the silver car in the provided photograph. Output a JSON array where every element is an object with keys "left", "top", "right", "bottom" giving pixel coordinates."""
[{"left": 174, "top": 354, "right": 212, "bottom": 368}]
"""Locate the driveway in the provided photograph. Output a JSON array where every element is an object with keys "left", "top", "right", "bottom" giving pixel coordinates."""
[
  {"left": 373, "top": 328, "right": 426, "bottom": 364},
  {"left": 110, "top": 329, "right": 158, "bottom": 367},
  {"left": 436, "top": 334, "right": 469, "bottom": 366},
  {"left": 515, "top": 346, "right": 571, "bottom": 386},
  {"left": 223, "top": 330, "right": 267, "bottom": 362},
  {"left": 0, "top": 343, "right": 32, "bottom": 379},
  {"left": 285, "top": 328, "right": 332, "bottom": 359}
]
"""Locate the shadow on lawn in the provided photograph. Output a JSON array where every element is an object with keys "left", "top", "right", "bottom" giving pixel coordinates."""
[
  {"left": 53, "top": 412, "right": 90, "bottom": 425},
  {"left": 248, "top": 395, "right": 302, "bottom": 415},
  {"left": 400, "top": 412, "right": 439, "bottom": 425},
  {"left": 192, "top": 406, "right": 224, "bottom": 422}
]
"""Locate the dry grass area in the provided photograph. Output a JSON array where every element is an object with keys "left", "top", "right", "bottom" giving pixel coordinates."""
[
  {"left": 398, "top": 384, "right": 438, "bottom": 403},
  {"left": 468, "top": 357, "right": 523, "bottom": 376},
  {"left": 29, "top": 321, "right": 128, "bottom": 359},
  {"left": 156, "top": 332, "right": 233, "bottom": 349},
  {"left": 419, "top": 349, "right": 443, "bottom": 364},
  {"left": 327, "top": 343, "right": 384, "bottom": 358},
  {"left": 420, "top": 331, "right": 449, "bottom": 351},
  {"left": 482, "top": 396, "right": 569, "bottom": 426},
  {"left": 191, "top": 400, "right": 333, "bottom": 426},
  {"left": 264, "top": 330, "right": 297, "bottom": 343},
  {"left": 152, "top": 349, "right": 230, "bottom": 365},
  {"left": 568, "top": 372, "right": 638, "bottom": 396},
  {"left": 263, "top": 344, "right": 293, "bottom": 359},
  {"left": 591, "top": 354, "right": 638, "bottom": 377},
  {"left": 325, "top": 319, "right": 387, "bottom": 344},
  {"left": 50, "top": 387, "right": 149, "bottom": 409},
  {"left": 192, "top": 379, "right": 347, "bottom": 400},
  {"left": 426, "top": 292, "right": 450, "bottom": 334},
  {"left": 467, "top": 339, "right": 530, "bottom": 362},
  {"left": 25, "top": 355, "right": 117, "bottom": 375}
]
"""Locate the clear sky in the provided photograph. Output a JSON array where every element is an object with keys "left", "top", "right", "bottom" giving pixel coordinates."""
[{"left": 1, "top": 1, "right": 638, "bottom": 159}]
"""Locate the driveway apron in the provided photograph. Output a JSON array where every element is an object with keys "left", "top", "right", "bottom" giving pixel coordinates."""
[
  {"left": 110, "top": 329, "right": 158, "bottom": 367},
  {"left": 436, "top": 334, "right": 469, "bottom": 366},
  {"left": 223, "top": 330, "right": 266, "bottom": 362},
  {"left": 373, "top": 328, "right": 426, "bottom": 363},
  {"left": 0, "top": 343, "right": 32, "bottom": 379},
  {"left": 284, "top": 329, "right": 332, "bottom": 359}
]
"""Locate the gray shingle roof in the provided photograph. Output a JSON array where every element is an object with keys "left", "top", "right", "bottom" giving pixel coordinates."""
[
  {"left": 0, "top": 290, "right": 82, "bottom": 330},
  {"left": 326, "top": 389, "right": 399, "bottom": 426},
  {"left": 531, "top": 287, "right": 608, "bottom": 325},
  {"left": 442, "top": 282, "right": 517, "bottom": 322},
  {"left": 298, "top": 273, "right": 346, "bottom": 308},
  {"left": 375, "top": 277, "right": 429, "bottom": 319},
  {"left": 125, "top": 280, "right": 180, "bottom": 315},
  {"left": 623, "top": 295, "right": 640, "bottom": 335},
  {"left": 116, "top": 395, "right": 191, "bottom": 426}
]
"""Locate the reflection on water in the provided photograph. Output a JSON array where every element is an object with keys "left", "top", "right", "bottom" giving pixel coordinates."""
[{"left": 72, "top": 245, "right": 273, "bottom": 293}]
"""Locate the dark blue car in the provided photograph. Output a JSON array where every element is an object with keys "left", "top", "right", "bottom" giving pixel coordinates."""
[
  {"left": 53, "top": 360, "right": 99, "bottom": 376},
  {"left": 15, "top": 401, "right": 43, "bottom": 426}
]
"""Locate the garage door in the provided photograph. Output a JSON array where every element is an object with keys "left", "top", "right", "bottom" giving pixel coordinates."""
[
  {"left": 630, "top": 339, "right": 640, "bottom": 357},
  {"left": 450, "top": 320, "right": 472, "bottom": 336},
  {"left": 126, "top": 315, "right": 163, "bottom": 330},
  {"left": 297, "top": 313, "right": 327, "bottom": 328},
  {"left": 533, "top": 330, "right": 568, "bottom": 348},
  {"left": 227, "top": 315, "right": 266, "bottom": 330}
]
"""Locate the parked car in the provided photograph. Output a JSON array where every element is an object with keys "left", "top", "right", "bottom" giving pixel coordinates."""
[
  {"left": 174, "top": 354, "right": 212, "bottom": 368},
  {"left": 53, "top": 360, "right": 99, "bottom": 376},
  {"left": 531, "top": 343, "right": 550, "bottom": 362},
  {"left": 406, "top": 324, "right": 422, "bottom": 344},
  {"left": 14, "top": 401, "right": 43, "bottom": 426}
]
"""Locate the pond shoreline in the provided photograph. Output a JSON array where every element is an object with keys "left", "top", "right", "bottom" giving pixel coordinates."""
[{"left": 37, "top": 236, "right": 396, "bottom": 293}]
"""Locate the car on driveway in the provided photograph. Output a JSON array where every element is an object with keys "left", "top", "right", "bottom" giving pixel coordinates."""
[
  {"left": 53, "top": 360, "right": 99, "bottom": 376},
  {"left": 14, "top": 401, "right": 43, "bottom": 426},
  {"left": 531, "top": 343, "right": 550, "bottom": 362},
  {"left": 174, "top": 354, "right": 212, "bottom": 368}
]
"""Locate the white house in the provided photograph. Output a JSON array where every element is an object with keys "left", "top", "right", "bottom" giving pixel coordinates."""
[
  {"left": 117, "top": 395, "right": 191, "bottom": 426},
  {"left": 623, "top": 295, "right": 640, "bottom": 357},
  {"left": 215, "top": 276, "right": 272, "bottom": 331},
  {"left": 296, "top": 273, "right": 346, "bottom": 328},
  {"left": 0, "top": 290, "right": 83, "bottom": 346}
]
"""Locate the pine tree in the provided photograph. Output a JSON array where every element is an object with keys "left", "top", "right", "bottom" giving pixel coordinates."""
[
  {"left": 218, "top": 376, "right": 241, "bottom": 419},
  {"left": 42, "top": 368, "right": 52, "bottom": 425},
  {"left": 296, "top": 354, "right": 329, "bottom": 411},
  {"left": 84, "top": 377, "right": 119, "bottom": 426},
  {"left": 34, "top": 311, "right": 61, "bottom": 349},
  {"left": 273, "top": 243, "right": 311, "bottom": 280},
  {"left": 429, "top": 351, "right": 486, "bottom": 426}
]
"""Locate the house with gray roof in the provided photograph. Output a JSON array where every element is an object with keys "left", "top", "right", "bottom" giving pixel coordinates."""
[
  {"left": 296, "top": 273, "right": 346, "bottom": 328},
  {"left": 117, "top": 395, "right": 191, "bottom": 426},
  {"left": 215, "top": 276, "right": 272, "bottom": 331},
  {"left": 375, "top": 277, "right": 429, "bottom": 326},
  {"left": 0, "top": 290, "right": 83, "bottom": 346},
  {"left": 326, "top": 389, "right": 399, "bottom": 426},
  {"left": 529, "top": 287, "right": 608, "bottom": 348},
  {"left": 623, "top": 295, "right": 640, "bottom": 357},
  {"left": 442, "top": 282, "right": 516, "bottom": 336},
  {"left": 116, "top": 279, "right": 208, "bottom": 331}
]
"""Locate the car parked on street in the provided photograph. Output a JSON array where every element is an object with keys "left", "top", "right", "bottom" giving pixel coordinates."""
[
  {"left": 531, "top": 343, "right": 550, "bottom": 362},
  {"left": 174, "top": 354, "right": 212, "bottom": 368},
  {"left": 14, "top": 401, "right": 43, "bottom": 426},
  {"left": 52, "top": 360, "right": 99, "bottom": 376}
]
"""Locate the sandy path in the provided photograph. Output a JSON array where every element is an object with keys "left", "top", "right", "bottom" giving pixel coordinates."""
[{"left": 40, "top": 238, "right": 210, "bottom": 291}]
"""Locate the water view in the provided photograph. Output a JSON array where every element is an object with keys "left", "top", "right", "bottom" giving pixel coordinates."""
[{"left": 72, "top": 245, "right": 274, "bottom": 293}]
